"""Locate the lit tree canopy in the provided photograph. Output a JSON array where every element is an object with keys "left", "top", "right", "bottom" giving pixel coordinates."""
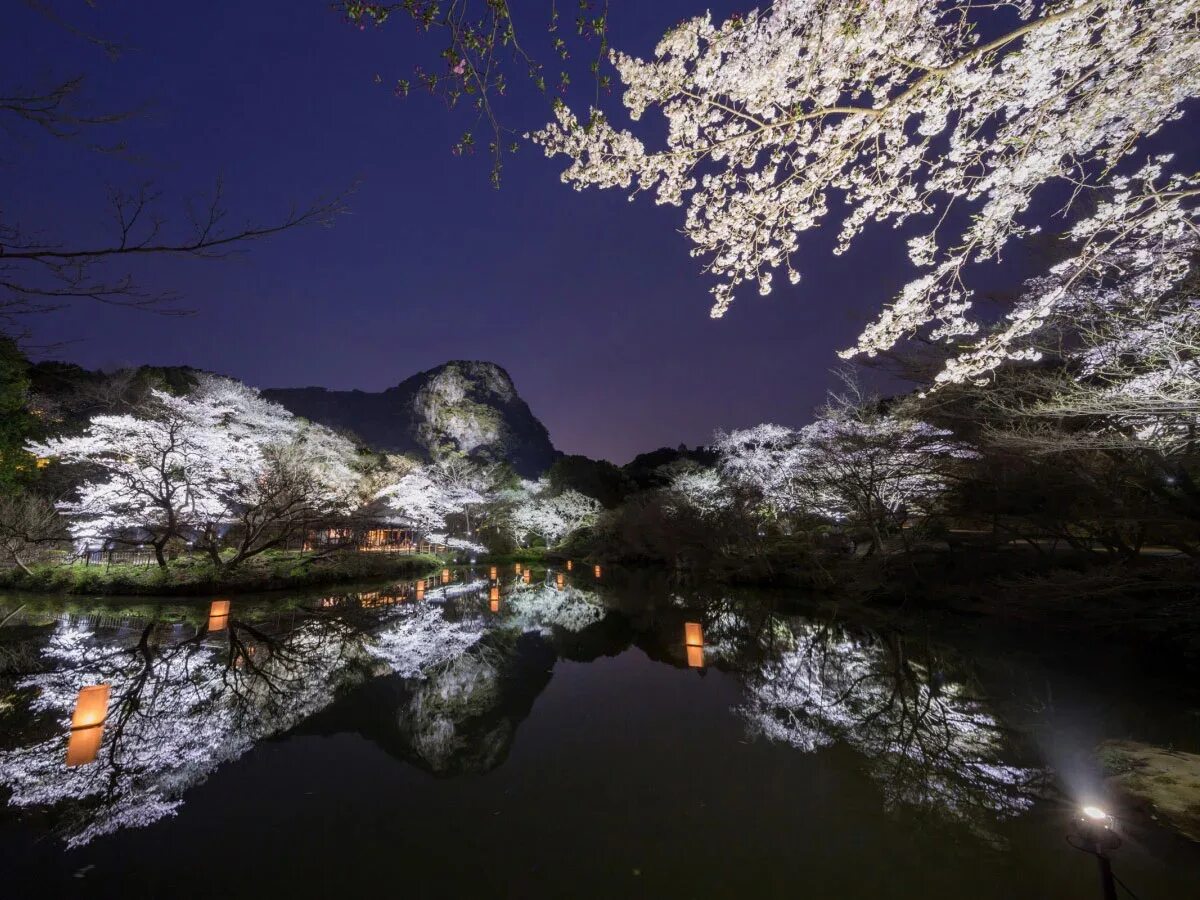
[
  {"left": 29, "top": 375, "right": 361, "bottom": 565},
  {"left": 505, "top": 478, "right": 602, "bottom": 546},
  {"left": 529, "top": 0, "right": 1200, "bottom": 384}
]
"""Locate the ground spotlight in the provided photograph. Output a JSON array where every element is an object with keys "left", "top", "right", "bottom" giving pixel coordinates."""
[{"left": 1068, "top": 803, "right": 1122, "bottom": 900}]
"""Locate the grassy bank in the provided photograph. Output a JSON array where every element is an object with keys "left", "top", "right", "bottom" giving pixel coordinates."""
[{"left": 0, "top": 550, "right": 444, "bottom": 596}]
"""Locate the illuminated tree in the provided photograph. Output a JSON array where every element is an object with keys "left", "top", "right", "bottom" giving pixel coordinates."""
[
  {"left": 505, "top": 478, "right": 601, "bottom": 546},
  {"left": 792, "top": 393, "right": 977, "bottom": 551},
  {"left": 529, "top": 0, "right": 1200, "bottom": 385},
  {"left": 30, "top": 376, "right": 361, "bottom": 567}
]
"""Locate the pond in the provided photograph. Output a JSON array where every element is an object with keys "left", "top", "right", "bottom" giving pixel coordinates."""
[{"left": 0, "top": 566, "right": 1197, "bottom": 898}]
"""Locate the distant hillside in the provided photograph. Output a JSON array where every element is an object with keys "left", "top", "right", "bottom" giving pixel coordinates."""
[{"left": 264, "top": 360, "right": 559, "bottom": 477}]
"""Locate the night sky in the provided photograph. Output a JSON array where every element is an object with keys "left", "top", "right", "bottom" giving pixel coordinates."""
[{"left": 3, "top": 1, "right": 1152, "bottom": 462}]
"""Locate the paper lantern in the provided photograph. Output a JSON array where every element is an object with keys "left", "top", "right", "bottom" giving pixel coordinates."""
[
  {"left": 70, "top": 684, "right": 110, "bottom": 730},
  {"left": 489, "top": 585, "right": 500, "bottom": 612},
  {"left": 593, "top": 565, "right": 602, "bottom": 578},
  {"left": 514, "top": 562, "right": 522, "bottom": 574},
  {"left": 441, "top": 568, "right": 451, "bottom": 584},
  {"left": 66, "top": 723, "right": 105, "bottom": 767},
  {"left": 522, "top": 569, "right": 531, "bottom": 583},
  {"left": 566, "top": 560, "right": 573, "bottom": 571},
  {"left": 416, "top": 587, "right": 425, "bottom": 601},
  {"left": 556, "top": 573, "right": 565, "bottom": 590},
  {"left": 66, "top": 684, "right": 110, "bottom": 767},
  {"left": 684, "top": 622, "right": 704, "bottom": 668},
  {"left": 208, "top": 599, "right": 230, "bottom": 633},
  {"left": 490, "top": 566, "right": 498, "bottom": 579}
]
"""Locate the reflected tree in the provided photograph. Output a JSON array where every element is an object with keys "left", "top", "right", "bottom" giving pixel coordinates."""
[{"left": 733, "top": 617, "right": 1040, "bottom": 838}]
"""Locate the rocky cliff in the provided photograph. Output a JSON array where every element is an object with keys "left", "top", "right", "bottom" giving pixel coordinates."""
[{"left": 264, "top": 361, "right": 558, "bottom": 477}]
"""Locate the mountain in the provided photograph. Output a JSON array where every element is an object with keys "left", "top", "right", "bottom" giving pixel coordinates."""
[{"left": 263, "top": 360, "right": 558, "bottom": 477}]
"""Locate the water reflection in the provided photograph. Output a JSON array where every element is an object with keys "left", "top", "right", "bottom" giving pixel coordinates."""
[
  {"left": 0, "top": 572, "right": 1061, "bottom": 850},
  {"left": 732, "top": 619, "right": 1040, "bottom": 838}
]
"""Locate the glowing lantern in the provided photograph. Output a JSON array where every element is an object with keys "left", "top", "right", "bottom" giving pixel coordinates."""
[
  {"left": 66, "top": 684, "right": 110, "bottom": 767},
  {"left": 593, "top": 565, "right": 602, "bottom": 579},
  {"left": 522, "top": 568, "right": 531, "bottom": 583},
  {"left": 490, "top": 566, "right": 498, "bottom": 580},
  {"left": 684, "top": 622, "right": 704, "bottom": 668},
  {"left": 208, "top": 599, "right": 230, "bottom": 632},
  {"left": 556, "top": 573, "right": 565, "bottom": 590},
  {"left": 566, "top": 560, "right": 573, "bottom": 571},
  {"left": 514, "top": 562, "right": 522, "bottom": 574},
  {"left": 441, "top": 568, "right": 451, "bottom": 584},
  {"left": 489, "top": 585, "right": 500, "bottom": 612}
]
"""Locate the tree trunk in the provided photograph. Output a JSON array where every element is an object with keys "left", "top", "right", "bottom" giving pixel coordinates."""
[{"left": 153, "top": 541, "right": 168, "bottom": 568}]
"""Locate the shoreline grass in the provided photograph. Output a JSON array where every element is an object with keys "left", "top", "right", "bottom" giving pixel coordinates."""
[{"left": 0, "top": 550, "right": 445, "bottom": 596}]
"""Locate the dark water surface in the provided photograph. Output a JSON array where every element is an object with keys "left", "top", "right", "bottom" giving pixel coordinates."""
[{"left": 1, "top": 568, "right": 1197, "bottom": 898}]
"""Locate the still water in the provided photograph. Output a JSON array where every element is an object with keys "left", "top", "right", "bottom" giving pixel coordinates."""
[{"left": 0, "top": 567, "right": 1197, "bottom": 898}]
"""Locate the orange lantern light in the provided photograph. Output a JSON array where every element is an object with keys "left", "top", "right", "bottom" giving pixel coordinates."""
[
  {"left": 66, "top": 684, "right": 110, "bottom": 767},
  {"left": 684, "top": 622, "right": 705, "bottom": 668},
  {"left": 416, "top": 579, "right": 425, "bottom": 591},
  {"left": 208, "top": 599, "right": 230, "bottom": 633},
  {"left": 556, "top": 573, "right": 565, "bottom": 590},
  {"left": 66, "top": 722, "right": 105, "bottom": 767},
  {"left": 489, "top": 585, "right": 500, "bottom": 612},
  {"left": 522, "top": 568, "right": 531, "bottom": 583},
  {"left": 70, "top": 684, "right": 110, "bottom": 730},
  {"left": 441, "top": 568, "right": 451, "bottom": 584},
  {"left": 566, "top": 559, "right": 573, "bottom": 571},
  {"left": 593, "top": 565, "right": 602, "bottom": 579},
  {"left": 416, "top": 587, "right": 425, "bottom": 601},
  {"left": 490, "top": 566, "right": 498, "bottom": 580},
  {"left": 514, "top": 562, "right": 522, "bottom": 574}
]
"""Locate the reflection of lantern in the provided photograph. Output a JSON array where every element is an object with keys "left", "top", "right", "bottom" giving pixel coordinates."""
[
  {"left": 66, "top": 684, "right": 110, "bottom": 767},
  {"left": 522, "top": 568, "right": 531, "bottom": 583},
  {"left": 556, "top": 573, "right": 565, "bottom": 590},
  {"left": 441, "top": 568, "right": 451, "bottom": 584},
  {"left": 684, "top": 622, "right": 704, "bottom": 668},
  {"left": 489, "top": 585, "right": 500, "bottom": 612},
  {"left": 208, "top": 599, "right": 230, "bottom": 632},
  {"left": 566, "top": 560, "right": 573, "bottom": 571},
  {"left": 593, "top": 565, "right": 602, "bottom": 578},
  {"left": 490, "top": 566, "right": 498, "bottom": 580}
]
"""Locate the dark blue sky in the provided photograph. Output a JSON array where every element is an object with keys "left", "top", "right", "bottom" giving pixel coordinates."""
[{"left": 1, "top": 2, "right": 1118, "bottom": 461}]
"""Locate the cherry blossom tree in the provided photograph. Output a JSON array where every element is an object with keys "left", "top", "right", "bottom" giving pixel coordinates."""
[
  {"left": 792, "top": 395, "right": 977, "bottom": 551},
  {"left": 375, "top": 464, "right": 465, "bottom": 542},
  {"left": 30, "top": 375, "right": 362, "bottom": 567},
  {"left": 504, "top": 478, "right": 601, "bottom": 546},
  {"left": 664, "top": 465, "right": 733, "bottom": 519},
  {"left": 713, "top": 424, "right": 807, "bottom": 519},
  {"left": 714, "top": 383, "right": 976, "bottom": 550},
  {"left": 529, "top": 0, "right": 1200, "bottom": 385},
  {"left": 29, "top": 388, "right": 236, "bottom": 565}
]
